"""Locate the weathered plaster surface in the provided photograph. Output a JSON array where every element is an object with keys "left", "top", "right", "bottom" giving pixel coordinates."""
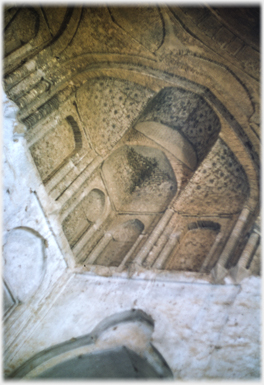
[
  {"left": 2, "top": 91, "right": 260, "bottom": 380},
  {"left": 2, "top": 5, "right": 260, "bottom": 380}
]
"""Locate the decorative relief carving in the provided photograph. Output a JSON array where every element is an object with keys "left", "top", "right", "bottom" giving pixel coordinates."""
[
  {"left": 15, "top": 79, "right": 50, "bottom": 109},
  {"left": 30, "top": 116, "right": 81, "bottom": 183},
  {"left": 2, "top": 6, "right": 260, "bottom": 281},
  {"left": 76, "top": 77, "right": 155, "bottom": 156},
  {"left": 4, "top": 60, "right": 37, "bottom": 89},
  {"left": 173, "top": 138, "right": 249, "bottom": 215},
  {"left": 137, "top": 87, "right": 221, "bottom": 163}
]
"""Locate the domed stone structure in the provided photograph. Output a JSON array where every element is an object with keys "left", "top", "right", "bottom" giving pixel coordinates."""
[{"left": 3, "top": 4, "right": 260, "bottom": 380}]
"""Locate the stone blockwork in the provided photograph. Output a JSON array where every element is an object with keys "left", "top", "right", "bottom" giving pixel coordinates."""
[{"left": 3, "top": 4, "right": 260, "bottom": 380}]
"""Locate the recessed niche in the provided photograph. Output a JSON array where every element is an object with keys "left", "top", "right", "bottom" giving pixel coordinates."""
[{"left": 63, "top": 189, "right": 105, "bottom": 249}]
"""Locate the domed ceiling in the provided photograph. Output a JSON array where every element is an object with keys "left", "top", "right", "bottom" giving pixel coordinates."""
[{"left": 3, "top": 4, "right": 260, "bottom": 284}]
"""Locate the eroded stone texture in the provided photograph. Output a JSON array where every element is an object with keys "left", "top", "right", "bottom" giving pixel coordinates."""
[
  {"left": 4, "top": 7, "right": 39, "bottom": 57},
  {"left": 96, "top": 219, "right": 145, "bottom": 267},
  {"left": 30, "top": 119, "right": 76, "bottom": 182},
  {"left": 108, "top": 7, "right": 164, "bottom": 52},
  {"left": 102, "top": 145, "right": 177, "bottom": 213},
  {"left": 173, "top": 138, "right": 250, "bottom": 215},
  {"left": 76, "top": 78, "right": 155, "bottom": 156},
  {"left": 138, "top": 87, "right": 221, "bottom": 163},
  {"left": 3, "top": 4, "right": 260, "bottom": 381},
  {"left": 165, "top": 227, "right": 220, "bottom": 272},
  {"left": 62, "top": 189, "right": 105, "bottom": 248}
]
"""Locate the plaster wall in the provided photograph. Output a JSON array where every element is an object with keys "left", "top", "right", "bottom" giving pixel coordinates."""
[{"left": 2, "top": 91, "right": 261, "bottom": 379}]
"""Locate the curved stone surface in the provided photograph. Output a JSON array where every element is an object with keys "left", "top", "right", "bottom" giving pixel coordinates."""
[
  {"left": 9, "top": 309, "right": 172, "bottom": 379},
  {"left": 102, "top": 145, "right": 177, "bottom": 213},
  {"left": 62, "top": 189, "right": 105, "bottom": 249},
  {"left": 30, "top": 118, "right": 76, "bottom": 183},
  {"left": 95, "top": 219, "right": 145, "bottom": 267},
  {"left": 108, "top": 7, "right": 164, "bottom": 52},
  {"left": 135, "top": 121, "right": 197, "bottom": 170},
  {"left": 173, "top": 138, "right": 250, "bottom": 215},
  {"left": 137, "top": 87, "right": 221, "bottom": 163},
  {"left": 76, "top": 78, "right": 155, "bottom": 157}
]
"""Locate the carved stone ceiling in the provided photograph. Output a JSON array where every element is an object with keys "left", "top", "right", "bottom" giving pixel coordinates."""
[{"left": 3, "top": 5, "right": 260, "bottom": 284}]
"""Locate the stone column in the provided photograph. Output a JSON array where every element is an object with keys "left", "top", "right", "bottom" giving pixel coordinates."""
[
  {"left": 117, "top": 234, "right": 147, "bottom": 271},
  {"left": 238, "top": 231, "right": 260, "bottom": 269},
  {"left": 72, "top": 224, "right": 98, "bottom": 257},
  {"left": 200, "top": 232, "right": 223, "bottom": 273},
  {"left": 133, "top": 208, "right": 174, "bottom": 266},
  {"left": 144, "top": 212, "right": 178, "bottom": 268},
  {"left": 249, "top": 243, "right": 261, "bottom": 275},
  {"left": 153, "top": 232, "right": 181, "bottom": 270},
  {"left": 85, "top": 232, "right": 112, "bottom": 265},
  {"left": 212, "top": 207, "right": 251, "bottom": 283},
  {"left": 229, "top": 230, "right": 260, "bottom": 283}
]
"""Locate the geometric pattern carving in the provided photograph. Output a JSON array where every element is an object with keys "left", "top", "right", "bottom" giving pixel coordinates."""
[
  {"left": 173, "top": 138, "right": 250, "bottom": 215},
  {"left": 30, "top": 118, "right": 78, "bottom": 183},
  {"left": 76, "top": 77, "right": 155, "bottom": 156},
  {"left": 137, "top": 87, "right": 221, "bottom": 163}
]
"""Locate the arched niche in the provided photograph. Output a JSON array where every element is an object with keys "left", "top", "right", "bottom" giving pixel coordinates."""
[
  {"left": 102, "top": 145, "right": 177, "bottom": 213},
  {"left": 62, "top": 189, "right": 105, "bottom": 249},
  {"left": 165, "top": 221, "right": 221, "bottom": 272},
  {"left": 173, "top": 138, "right": 250, "bottom": 215},
  {"left": 3, "top": 227, "right": 46, "bottom": 303},
  {"left": 95, "top": 219, "right": 145, "bottom": 267},
  {"left": 9, "top": 309, "right": 173, "bottom": 379},
  {"left": 135, "top": 87, "right": 221, "bottom": 167},
  {"left": 30, "top": 115, "right": 83, "bottom": 184}
]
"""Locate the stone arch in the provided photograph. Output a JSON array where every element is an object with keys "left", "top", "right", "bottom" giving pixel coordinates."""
[
  {"left": 62, "top": 188, "right": 106, "bottom": 249},
  {"left": 95, "top": 219, "right": 145, "bottom": 267},
  {"left": 4, "top": 7, "right": 39, "bottom": 58},
  {"left": 3, "top": 227, "right": 46, "bottom": 303},
  {"left": 66, "top": 64, "right": 258, "bottom": 212},
  {"left": 135, "top": 86, "right": 221, "bottom": 168}
]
